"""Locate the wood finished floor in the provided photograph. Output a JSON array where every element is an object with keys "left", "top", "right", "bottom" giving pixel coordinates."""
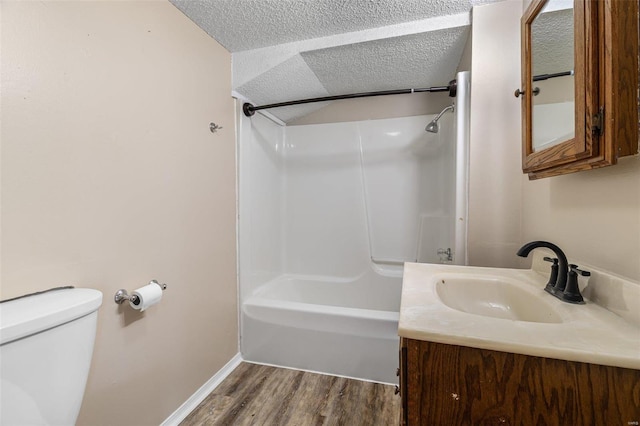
[{"left": 180, "top": 362, "right": 401, "bottom": 426}]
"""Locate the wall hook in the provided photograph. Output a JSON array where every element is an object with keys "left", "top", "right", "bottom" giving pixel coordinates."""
[{"left": 210, "top": 122, "right": 223, "bottom": 133}]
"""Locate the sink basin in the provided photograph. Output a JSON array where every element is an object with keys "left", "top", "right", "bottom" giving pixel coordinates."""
[
  {"left": 398, "top": 260, "right": 640, "bottom": 371},
  {"left": 435, "top": 276, "right": 563, "bottom": 323}
]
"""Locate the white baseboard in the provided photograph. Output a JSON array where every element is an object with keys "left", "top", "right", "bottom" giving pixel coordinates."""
[{"left": 161, "top": 353, "right": 243, "bottom": 426}]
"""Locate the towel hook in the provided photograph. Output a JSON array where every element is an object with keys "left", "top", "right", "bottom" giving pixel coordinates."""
[{"left": 209, "top": 122, "right": 223, "bottom": 133}]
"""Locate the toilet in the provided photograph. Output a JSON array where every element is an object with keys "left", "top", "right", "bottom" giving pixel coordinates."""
[{"left": 0, "top": 287, "right": 102, "bottom": 425}]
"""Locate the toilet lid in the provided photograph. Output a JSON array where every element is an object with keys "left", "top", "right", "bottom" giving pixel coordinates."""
[{"left": 0, "top": 288, "right": 102, "bottom": 345}]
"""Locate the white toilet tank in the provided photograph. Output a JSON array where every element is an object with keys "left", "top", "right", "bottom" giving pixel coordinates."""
[{"left": 0, "top": 287, "right": 103, "bottom": 425}]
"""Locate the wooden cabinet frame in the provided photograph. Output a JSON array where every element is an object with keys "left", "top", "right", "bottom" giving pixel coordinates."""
[
  {"left": 399, "top": 338, "right": 640, "bottom": 425},
  {"left": 521, "top": 0, "right": 638, "bottom": 180}
]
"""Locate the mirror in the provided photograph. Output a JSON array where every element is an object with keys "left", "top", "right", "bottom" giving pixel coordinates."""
[
  {"left": 530, "top": 0, "right": 574, "bottom": 152},
  {"left": 521, "top": 0, "right": 593, "bottom": 175},
  {"left": 521, "top": 0, "right": 638, "bottom": 179}
]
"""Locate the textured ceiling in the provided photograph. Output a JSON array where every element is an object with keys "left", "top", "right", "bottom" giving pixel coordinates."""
[
  {"left": 171, "top": 0, "right": 499, "bottom": 52},
  {"left": 169, "top": 0, "right": 508, "bottom": 122},
  {"left": 301, "top": 27, "right": 468, "bottom": 94},
  {"left": 235, "top": 55, "right": 332, "bottom": 122}
]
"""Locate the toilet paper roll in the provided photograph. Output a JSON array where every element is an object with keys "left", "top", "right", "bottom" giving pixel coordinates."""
[{"left": 129, "top": 283, "right": 163, "bottom": 312}]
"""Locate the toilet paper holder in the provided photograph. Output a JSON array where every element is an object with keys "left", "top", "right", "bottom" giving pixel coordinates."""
[{"left": 114, "top": 280, "right": 167, "bottom": 307}]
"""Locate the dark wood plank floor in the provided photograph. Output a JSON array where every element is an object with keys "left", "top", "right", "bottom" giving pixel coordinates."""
[{"left": 181, "top": 362, "right": 400, "bottom": 426}]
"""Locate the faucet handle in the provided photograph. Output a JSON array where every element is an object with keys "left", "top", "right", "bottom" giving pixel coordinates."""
[
  {"left": 569, "top": 264, "right": 591, "bottom": 277},
  {"left": 560, "top": 264, "right": 589, "bottom": 304},
  {"left": 543, "top": 257, "right": 559, "bottom": 294}
]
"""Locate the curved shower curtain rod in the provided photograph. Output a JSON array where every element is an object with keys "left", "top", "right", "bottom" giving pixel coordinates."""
[
  {"left": 242, "top": 68, "right": 575, "bottom": 117},
  {"left": 242, "top": 79, "right": 458, "bottom": 117}
]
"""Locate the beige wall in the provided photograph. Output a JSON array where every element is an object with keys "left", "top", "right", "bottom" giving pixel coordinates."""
[
  {"left": 468, "top": 0, "right": 640, "bottom": 283},
  {"left": 517, "top": 0, "right": 640, "bottom": 283},
  {"left": 467, "top": 1, "right": 524, "bottom": 268},
  {"left": 522, "top": 155, "right": 640, "bottom": 282},
  {"left": 1, "top": 1, "right": 238, "bottom": 425}
]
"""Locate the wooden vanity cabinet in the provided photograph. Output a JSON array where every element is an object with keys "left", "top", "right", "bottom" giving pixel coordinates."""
[
  {"left": 399, "top": 337, "right": 640, "bottom": 425},
  {"left": 520, "top": 0, "right": 638, "bottom": 179}
]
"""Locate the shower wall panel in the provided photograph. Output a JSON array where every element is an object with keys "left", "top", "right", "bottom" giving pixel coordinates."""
[
  {"left": 240, "top": 107, "right": 463, "bottom": 292},
  {"left": 282, "top": 115, "right": 456, "bottom": 276},
  {"left": 416, "top": 113, "right": 457, "bottom": 263},
  {"left": 238, "top": 110, "right": 286, "bottom": 297},
  {"left": 282, "top": 122, "right": 371, "bottom": 277},
  {"left": 359, "top": 116, "right": 455, "bottom": 264}
]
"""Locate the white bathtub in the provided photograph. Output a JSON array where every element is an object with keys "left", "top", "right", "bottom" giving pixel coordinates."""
[{"left": 241, "top": 270, "right": 402, "bottom": 384}]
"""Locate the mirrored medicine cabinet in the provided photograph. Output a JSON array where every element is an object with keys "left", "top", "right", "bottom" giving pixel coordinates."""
[{"left": 519, "top": 0, "right": 638, "bottom": 180}]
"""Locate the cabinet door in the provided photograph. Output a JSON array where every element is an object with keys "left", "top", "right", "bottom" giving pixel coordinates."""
[
  {"left": 403, "top": 338, "right": 640, "bottom": 424},
  {"left": 399, "top": 338, "right": 408, "bottom": 426},
  {"left": 520, "top": 0, "right": 638, "bottom": 180}
]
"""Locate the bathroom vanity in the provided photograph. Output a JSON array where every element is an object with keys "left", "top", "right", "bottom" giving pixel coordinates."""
[
  {"left": 398, "top": 338, "right": 639, "bottom": 425},
  {"left": 397, "top": 261, "right": 640, "bottom": 425}
]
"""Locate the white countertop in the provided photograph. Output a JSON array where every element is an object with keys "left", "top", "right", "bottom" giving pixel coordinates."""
[{"left": 399, "top": 261, "right": 640, "bottom": 370}]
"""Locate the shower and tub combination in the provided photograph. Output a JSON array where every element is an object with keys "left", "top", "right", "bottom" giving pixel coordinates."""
[{"left": 238, "top": 71, "right": 470, "bottom": 384}]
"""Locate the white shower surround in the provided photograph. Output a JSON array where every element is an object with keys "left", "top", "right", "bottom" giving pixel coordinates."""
[{"left": 238, "top": 72, "right": 470, "bottom": 383}]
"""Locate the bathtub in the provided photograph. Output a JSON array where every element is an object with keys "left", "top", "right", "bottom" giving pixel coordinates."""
[{"left": 241, "top": 270, "right": 402, "bottom": 384}]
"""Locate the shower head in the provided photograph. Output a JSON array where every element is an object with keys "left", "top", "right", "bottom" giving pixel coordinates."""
[
  {"left": 425, "top": 104, "right": 455, "bottom": 133},
  {"left": 425, "top": 120, "right": 439, "bottom": 133}
]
